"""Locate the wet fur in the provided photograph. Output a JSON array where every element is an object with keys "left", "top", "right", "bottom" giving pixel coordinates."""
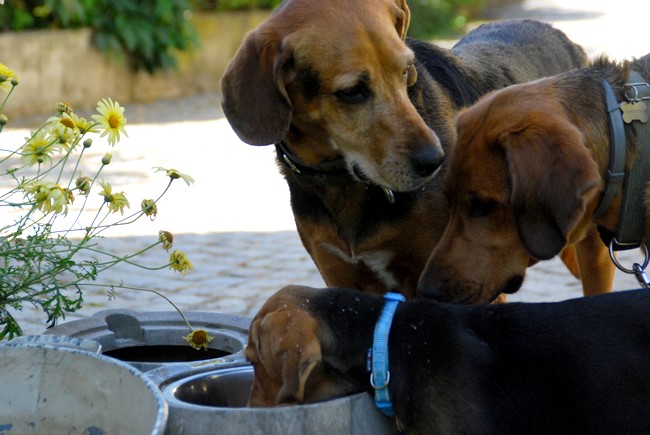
[
  {"left": 418, "top": 54, "right": 650, "bottom": 303},
  {"left": 247, "top": 285, "right": 650, "bottom": 434}
]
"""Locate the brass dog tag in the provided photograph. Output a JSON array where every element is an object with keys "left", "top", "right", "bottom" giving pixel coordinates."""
[{"left": 621, "top": 101, "right": 649, "bottom": 123}]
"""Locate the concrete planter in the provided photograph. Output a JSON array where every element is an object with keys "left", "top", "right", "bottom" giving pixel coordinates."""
[
  {"left": 0, "top": 11, "right": 270, "bottom": 119},
  {"left": 0, "top": 335, "right": 168, "bottom": 434}
]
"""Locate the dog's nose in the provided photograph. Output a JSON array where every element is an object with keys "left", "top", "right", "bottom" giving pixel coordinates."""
[{"left": 411, "top": 148, "right": 445, "bottom": 178}]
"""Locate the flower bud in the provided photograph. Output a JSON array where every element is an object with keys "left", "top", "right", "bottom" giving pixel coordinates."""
[
  {"left": 101, "top": 152, "right": 112, "bottom": 165},
  {"left": 75, "top": 176, "right": 92, "bottom": 195},
  {"left": 56, "top": 102, "right": 73, "bottom": 115}
]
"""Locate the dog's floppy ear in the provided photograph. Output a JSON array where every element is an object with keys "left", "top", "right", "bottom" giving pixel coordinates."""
[
  {"left": 251, "top": 309, "right": 322, "bottom": 405},
  {"left": 392, "top": 0, "right": 411, "bottom": 40},
  {"left": 277, "top": 333, "right": 321, "bottom": 404},
  {"left": 221, "top": 29, "right": 293, "bottom": 145},
  {"left": 502, "top": 118, "right": 601, "bottom": 260}
]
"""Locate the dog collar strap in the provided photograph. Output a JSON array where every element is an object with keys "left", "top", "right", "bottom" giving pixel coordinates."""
[
  {"left": 594, "top": 78, "right": 626, "bottom": 218},
  {"left": 275, "top": 140, "right": 352, "bottom": 185},
  {"left": 613, "top": 71, "right": 650, "bottom": 249},
  {"left": 370, "top": 292, "right": 405, "bottom": 417},
  {"left": 275, "top": 141, "right": 397, "bottom": 203}
]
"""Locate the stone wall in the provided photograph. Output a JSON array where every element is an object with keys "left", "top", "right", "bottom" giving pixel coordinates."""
[{"left": 0, "top": 11, "right": 269, "bottom": 119}]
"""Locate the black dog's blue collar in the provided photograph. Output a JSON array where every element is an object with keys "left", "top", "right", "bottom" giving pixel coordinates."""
[{"left": 368, "top": 292, "right": 405, "bottom": 417}]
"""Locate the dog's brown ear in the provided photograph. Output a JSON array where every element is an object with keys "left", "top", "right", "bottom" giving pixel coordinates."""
[
  {"left": 502, "top": 119, "right": 600, "bottom": 260},
  {"left": 251, "top": 308, "right": 322, "bottom": 405},
  {"left": 221, "top": 29, "right": 293, "bottom": 145},
  {"left": 392, "top": 0, "right": 411, "bottom": 40},
  {"left": 277, "top": 336, "right": 322, "bottom": 404}
]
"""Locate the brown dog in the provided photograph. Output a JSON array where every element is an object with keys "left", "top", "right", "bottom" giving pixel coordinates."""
[
  {"left": 246, "top": 285, "right": 650, "bottom": 433},
  {"left": 417, "top": 54, "right": 650, "bottom": 304},
  {"left": 221, "top": 0, "right": 590, "bottom": 297}
]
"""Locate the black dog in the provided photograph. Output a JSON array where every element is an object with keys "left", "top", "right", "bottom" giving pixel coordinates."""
[{"left": 247, "top": 285, "right": 650, "bottom": 434}]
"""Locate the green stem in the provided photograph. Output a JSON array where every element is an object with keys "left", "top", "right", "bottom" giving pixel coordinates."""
[{"left": 81, "top": 282, "right": 193, "bottom": 331}]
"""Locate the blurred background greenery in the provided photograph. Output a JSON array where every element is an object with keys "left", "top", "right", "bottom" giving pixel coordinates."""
[{"left": 0, "top": 0, "right": 518, "bottom": 73}]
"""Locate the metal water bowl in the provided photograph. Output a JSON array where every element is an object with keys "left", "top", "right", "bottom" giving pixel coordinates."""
[
  {"left": 160, "top": 365, "right": 398, "bottom": 435},
  {"left": 44, "top": 309, "right": 251, "bottom": 372},
  {"left": 171, "top": 365, "right": 253, "bottom": 407}
]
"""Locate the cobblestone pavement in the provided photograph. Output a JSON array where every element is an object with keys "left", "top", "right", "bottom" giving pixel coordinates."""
[{"left": 5, "top": 0, "right": 649, "bottom": 335}]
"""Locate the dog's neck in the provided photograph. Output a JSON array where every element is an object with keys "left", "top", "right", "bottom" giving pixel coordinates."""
[
  {"left": 275, "top": 140, "right": 352, "bottom": 186},
  {"left": 593, "top": 71, "right": 650, "bottom": 247},
  {"left": 311, "top": 289, "right": 386, "bottom": 384},
  {"left": 275, "top": 139, "right": 399, "bottom": 206}
]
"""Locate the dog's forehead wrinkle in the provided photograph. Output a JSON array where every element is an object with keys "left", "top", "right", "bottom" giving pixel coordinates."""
[{"left": 333, "top": 71, "right": 370, "bottom": 90}]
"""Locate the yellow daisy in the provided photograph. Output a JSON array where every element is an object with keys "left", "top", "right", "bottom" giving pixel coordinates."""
[
  {"left": 91, "top": 98, "right": 128, "bottom": 145},
  {"left": 158, "top": 230, "right": 173, "bottom": 250},
  {"left": 21, "top": 130, "right": 57, "bottom": 166},
  {"left": 183, "top": 329, "right": 214, "bottom": 351},
  {"left": 153, "top": 167, "right": 195, "bottom": 185},
  {"left": 109, "top": 192, "right": 129, "bottom": 215},
  {"left": 49, "top": 113, "right": 80, "bottom": 151},
  {"left": 142, "top": 199, "right": 158, "bottom": 220},
  {"left": 98, "top": 180, "right": 114, "bottom": 201},
  {"left": 71, "top": 113, "right": 98, "bottom": 135},
  {"left": 169, "top": 250, "right": 194, "bottom": 276},
  {"left": 98, "top": 180, "right": 129, "bottom": 214},
  {"left": 25, "top": 182, "right": 74, "bottom": 215},
  {"left": 0, "top": 63, "right": 18, "bottom": 93}
]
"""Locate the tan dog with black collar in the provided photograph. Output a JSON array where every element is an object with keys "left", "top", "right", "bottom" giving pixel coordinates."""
[{"left": 418, "top": 54, "right": 650, "bottom": 303}]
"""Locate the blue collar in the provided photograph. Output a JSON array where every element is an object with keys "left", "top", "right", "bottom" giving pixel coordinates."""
[{"left": 368, "top": 292, "right": 405, "bottom": 417}]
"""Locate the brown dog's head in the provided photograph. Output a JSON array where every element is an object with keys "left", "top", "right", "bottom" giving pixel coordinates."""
[
  {"left": 417, "top": 79, "right": 602, "bottom": 303},
  {"left": 245, "top": 285, "right": 366, "bottom": 407},
  {"left": 221, "top": 0, "right": 444, "bottom": 192}
]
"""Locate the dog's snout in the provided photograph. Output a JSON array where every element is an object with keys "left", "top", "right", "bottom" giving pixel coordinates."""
[
  {"left": 501, "top": 275, "right": 524, "bottom": 295},
  {"left": 416, "top": 278, "right": 443, "bottom": 300},
  {"left": 411, "top": 148, "right": 445, "bottom": 178}
]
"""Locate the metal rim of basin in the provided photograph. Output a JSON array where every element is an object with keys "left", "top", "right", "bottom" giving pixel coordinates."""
[
  {"left": 43, "top": 309, "right": 252, "bottom": 372},
  {"left": 0, "top": 340, "right": 168, "bottom": 434},
  {"left": 159, "top": 364, "right": 398, "bottom": 435}
]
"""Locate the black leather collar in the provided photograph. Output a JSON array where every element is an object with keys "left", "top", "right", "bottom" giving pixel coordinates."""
[
  {"left": 275, "top": 140, "right": 397, "bottom": 203},
  {"left": 275, "top": 140, "right": 352, "bottom": 185}
]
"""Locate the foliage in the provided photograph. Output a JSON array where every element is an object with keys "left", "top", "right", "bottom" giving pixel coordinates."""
[
  {"left": 90, "top": 0, "right": 198, "bottom": 73},
  {"left": 407, "top": 0, "right": 487, "bottom": 39},
  {"left": 0, "top": 0, "right": 197, "bottom": 73},
  {"left": 0, "top": 64, "right": 196, "bottom": 340},
  {"left": 0, "top": 0, "right": 510, "bottom": 72},
  {"left": 192, "top": 0, "right": 282, "bottom": 11}
]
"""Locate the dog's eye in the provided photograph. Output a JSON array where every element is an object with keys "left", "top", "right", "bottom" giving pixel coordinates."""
[
  {"left": 335, "top": 82, "right": 371, "bottom": 104},
  {"left": 404, "top": 64, "right": 417, "bottom": 87},
  {"left": 469, "top": 198, "right": 496, "bottom": 218}
]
